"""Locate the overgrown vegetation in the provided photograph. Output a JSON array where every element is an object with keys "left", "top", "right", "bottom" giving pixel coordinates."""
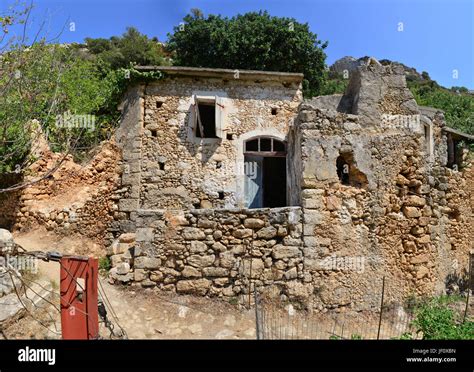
[
  {"left": 99, "top": 256, "right": 111, "bottom": 272},
  {"left": 0, "top": 5, "right": 166, "bottom": 176},
  {"left": 396, "top": 295, "right": 473, "bottom": 340},
  {"left": 0, "top": 42, "right": 162, "bottom": 172},
  {"left": 408, "top": 78, "right": 474, "bottom": 135},
  {"left": 411, "top": 296, "right": 473, "bottom": 340},
  {"left": 167, "top": 10, "right": 328, "bottom": 97}
]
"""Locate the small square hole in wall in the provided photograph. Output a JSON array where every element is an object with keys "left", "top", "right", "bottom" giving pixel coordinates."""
[
  {"left": 151, "top": 130, "right": 158, "bottom": 137},
  {"left": 216, "top": 161, "right": 222, "bottom": 169},
  {"left": 226, "top": 133, "right": 233, "bottom": 140},
  {"left": 156, "top": 101, "right": 164, "bottom": 109},
  {"left": 271, "top": 107, "right": 278, "bottom": 115},
  {"left": 159, "top": 162, "right": 165, "bottom": 171},
  {"left": 218, "top": 191, "right": 225, "bottom": 200}
]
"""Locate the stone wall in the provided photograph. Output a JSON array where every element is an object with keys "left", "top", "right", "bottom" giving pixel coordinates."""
[
  {"left": 0, "top": 174, "right": 23, "bottom": 230},
  {"left": 294, "top": 97, "right": 472, "bottom": 311},
  {"left": 108, "top": 207, "right": 307, "bottom": 301}
]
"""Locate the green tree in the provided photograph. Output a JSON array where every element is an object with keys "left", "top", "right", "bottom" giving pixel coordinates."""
[
  {"left": 167, "top": 11, "right": 328, "bottom": 97},
  {"left": 84, "top": 27, "right": 167, "bottom": 69}
]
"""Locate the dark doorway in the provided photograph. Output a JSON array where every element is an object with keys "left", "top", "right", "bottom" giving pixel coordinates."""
[
  {"left": 263, "top": 157, "right": 286, "bottom": 207},
  {"left": 447, "top": 133, "right": 465, "bottom": 171},
  {"left": 244, "top": 137, "right": 287, "bottom": 209}
]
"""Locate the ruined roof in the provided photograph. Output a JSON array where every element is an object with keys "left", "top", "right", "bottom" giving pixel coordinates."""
[
  {"left": 442, "top": 126, "right": 474, "bottom": 141},
  {"left": 136, "top": 66, "right": 304, "bottom": 83}
]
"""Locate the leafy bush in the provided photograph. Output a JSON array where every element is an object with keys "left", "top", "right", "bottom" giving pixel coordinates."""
[
  {"left": 409, "top": 80, "right": 474, "bottom": 135},
  {"left": 0, "top": 43, "right": 69, "bottom": 173},
  {"left": 412, "top": 297, "right": 473, "bottom": 340},
  {"left": 398, "top": 332, "right": 413, "bottom": 340}
]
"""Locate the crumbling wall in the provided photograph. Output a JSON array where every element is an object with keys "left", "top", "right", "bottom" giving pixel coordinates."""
[
  {"left": 341, "top": 61, "right": 419, "bottom": 124},
  {"left": 295, "top": 92, "right": 472, "bottom": 311},
  {"left": 6, "top": 141, "right": 121, "bottom": 243},
  {"left": 107, "top": 63, "right": 472, "bottom": 312}
]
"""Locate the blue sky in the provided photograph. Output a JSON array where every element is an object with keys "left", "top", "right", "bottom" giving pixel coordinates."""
[{"left": 2, "top": 0, "right": 473, "bottom": 88}]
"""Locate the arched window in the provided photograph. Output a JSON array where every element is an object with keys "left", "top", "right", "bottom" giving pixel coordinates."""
[
  {"left": 244, "top": 136, "right": 287, "bottom": 208},
  {"left": 244, "top": 137, "right": 286, "bottom": 154}
]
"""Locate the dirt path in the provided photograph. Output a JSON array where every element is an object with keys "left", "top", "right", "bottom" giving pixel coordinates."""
[
  {"left": 12, "top": 228, "right": 106, "bottom": 294},
  {"left": 4, "top": 277, "right": 258, "bottom": 340},
  {"left": 100, "top": 281, "right": 257, "bottom": 339}
]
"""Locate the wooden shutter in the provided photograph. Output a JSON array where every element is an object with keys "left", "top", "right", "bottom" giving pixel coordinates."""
[{"left": 215, "top": 96, "right": 224, "bottom": 139}]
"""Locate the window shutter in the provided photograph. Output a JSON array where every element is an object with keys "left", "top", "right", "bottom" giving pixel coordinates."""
[
  {"left": 192, "top": 95, "right": 205, "bottom": 138},
  {"left": 190, "top": 95, "right": 197, "bottom": 135},
  {"left": 215, "top": 96, "right": 224, "bottom": 139}
]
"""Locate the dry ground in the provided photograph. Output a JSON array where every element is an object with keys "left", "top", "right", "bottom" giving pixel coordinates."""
[{"left": 3, "top": 277, "right": 258, "bottom": 340}]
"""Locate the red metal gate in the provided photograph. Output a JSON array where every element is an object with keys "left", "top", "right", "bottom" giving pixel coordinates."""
[{"left": 60, "top": 256, "right": 99, "bottom": 339}]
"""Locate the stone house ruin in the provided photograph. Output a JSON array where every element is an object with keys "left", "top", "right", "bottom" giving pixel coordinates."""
[
  {"left": 108, "top": 61, "right": 473, "bottom": 312},
  {"left": 117, "top": 66, "right": 304, "bottom": 211}
]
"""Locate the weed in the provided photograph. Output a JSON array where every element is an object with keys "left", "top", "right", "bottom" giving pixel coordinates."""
[
  {"left": 412, "top": 296, "right": 473, "bottom": 340},
  {"left": 229, "top": 297, "right": 239, "bottom": 306},
  {"left": 99, "top": 256, "right": 111, "bottom": 272}
]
